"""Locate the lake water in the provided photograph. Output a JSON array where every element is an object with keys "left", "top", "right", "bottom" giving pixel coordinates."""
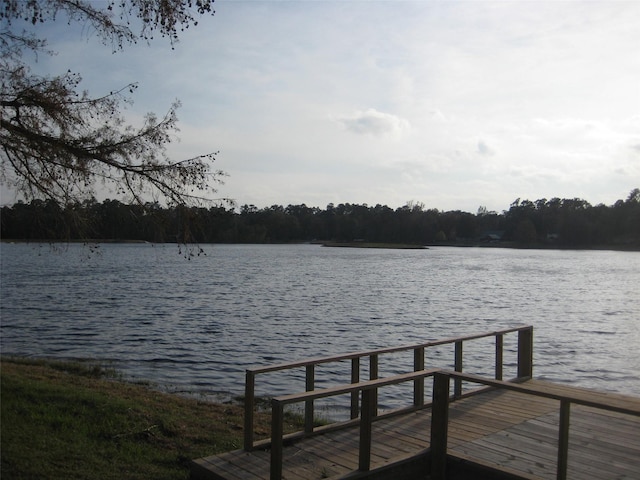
[{"left": 1, "top": 243, "right": 639, "bottom": 413}]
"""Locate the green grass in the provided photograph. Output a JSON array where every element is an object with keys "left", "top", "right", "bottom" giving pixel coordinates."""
[{"left": 0, "top": 357, "right": 289, "bottom": 479}]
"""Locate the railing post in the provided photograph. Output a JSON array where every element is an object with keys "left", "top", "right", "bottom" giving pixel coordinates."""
[
  {"left": 270, "top": 399, "right": 284, "bottom": 480},
  {"left": 305, "top": 364, "right": 315, "bottom": 434},
  {"left": 431, "top": 372, "right": 450, "bottom": 480},
  {"left": 518, "top": 327, "right": 533, "bottom": 379},
  {"left": 495, "top": 333, "right": 504, "bottom": 380},
  {"left": 351, "top": 357, "right": 360, "bottom": 419},
  {"left": 244, "top": 370, "right": 255, "bottom": 451},
  {"left": 414, "top": 347, "right": 425, "bottom": 407},
  {"left": 454, "top": 341, "right": 463, "bottom": 398},
  {"left": 557, "top": 400, "right": 571, "bottom": 480},
  {"left": 370, "top": 354, "right": 378, "bottom": 417},
  {"left": 359, "top": 388, "right": 374, "bottom": 471}
]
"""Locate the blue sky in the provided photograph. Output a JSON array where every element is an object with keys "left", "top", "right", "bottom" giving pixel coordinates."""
[{"left": 6, "top": 0, "right": 640, "bottom": 212}]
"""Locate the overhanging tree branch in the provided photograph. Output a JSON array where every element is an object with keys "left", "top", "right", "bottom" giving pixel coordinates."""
[{"left": 1, "top": 0, "right": 223, "bottom": 216}]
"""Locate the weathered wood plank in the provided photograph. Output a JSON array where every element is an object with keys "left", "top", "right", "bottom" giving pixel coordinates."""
[
  {"left": 195, "top": 453, "right": 268, "bottom": 480},
  {"left": 296, "top": 434, "right": 360, "bottom": 470},
  {"left": 193, "top": 378, "right": 640, "bottom": 480},
  {"left": 450, "top": 442, "right": 554, "bottom": 478},
  {"left": 449, "top": 399, "right": 640, "bottom": 480}
]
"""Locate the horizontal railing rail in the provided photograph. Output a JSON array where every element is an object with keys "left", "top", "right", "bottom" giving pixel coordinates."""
[
  {"left": 430, "top": 370, "right": 640, "bottom": 480},
  {"left": 244, "top": 325, "right": 533, "bottom": 451},
  {"left": 270, "top": 368, "right": 441, "bottom": 480}
]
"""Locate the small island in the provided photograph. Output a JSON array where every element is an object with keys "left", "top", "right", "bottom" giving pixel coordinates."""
[{"left": 322, "top": 242, "right": 428, "bottom": 249}]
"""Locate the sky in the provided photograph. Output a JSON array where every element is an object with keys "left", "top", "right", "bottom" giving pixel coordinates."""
[{"left": 4, "top": 0, "right": 640, "bottom": 213}]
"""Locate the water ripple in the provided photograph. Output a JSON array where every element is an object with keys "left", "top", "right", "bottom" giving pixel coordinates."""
[{"left": 1, "top": 243, "right": 639, "bottom": 403}]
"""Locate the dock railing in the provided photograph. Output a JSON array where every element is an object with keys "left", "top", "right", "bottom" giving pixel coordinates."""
[
  {"left": 267, "top": 367, "right": 640, "bottom": 480},
  {"left": 269, "top": 368, "right": 441, "bottom": 480},
  {"left": 429, "top": 370, "right": 640, "bottom": 480},
  {"left": 244, "top": 325, "right": 533, "bottom": 451}
]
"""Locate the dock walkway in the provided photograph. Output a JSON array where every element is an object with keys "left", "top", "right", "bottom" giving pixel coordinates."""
[
  {"left": 191, "top": 380, "right": 640, "bottom": 480},
  {"left": 191, "top": 327, "right": 640, "bottom": 480}
]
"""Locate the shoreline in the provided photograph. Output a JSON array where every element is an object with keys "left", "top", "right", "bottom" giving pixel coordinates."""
[{"left": 3, "top": 238, "right": 639, "bottom": 252}]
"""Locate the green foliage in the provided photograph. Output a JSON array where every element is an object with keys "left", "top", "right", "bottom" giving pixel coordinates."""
[
  {"left": 514, "top": 219, "right": 537, "bottom": 244},
  {"left": 1, "top": 190, "right": 639, "bottom": 249}
]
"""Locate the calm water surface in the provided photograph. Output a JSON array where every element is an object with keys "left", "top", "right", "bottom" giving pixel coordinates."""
[{"left": 2, "top": 243, "right": 639, "bottom": 411}]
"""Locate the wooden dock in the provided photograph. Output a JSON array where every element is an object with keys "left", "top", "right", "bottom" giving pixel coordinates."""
[{"left": 191, "top": 327, "right": 640, "bottom": 480}]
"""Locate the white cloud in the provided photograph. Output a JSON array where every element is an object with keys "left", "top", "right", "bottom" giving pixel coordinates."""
[
  {"left": 336, "top": 109, "right": 410, "bottom": 138},
  {"left": 477, "top": 140, "right": 494, "bottom": 157},
  {"left": 5, "top": 0, "right": 639, "bottom": 212}
]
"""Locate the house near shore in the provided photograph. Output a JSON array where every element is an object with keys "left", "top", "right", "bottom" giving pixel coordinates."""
[
  {"left": 479, "top": 230, "right": 505, "bottom": 242},
  {"left": 546, "top": 233, "right": 560, "bottom": 242}
]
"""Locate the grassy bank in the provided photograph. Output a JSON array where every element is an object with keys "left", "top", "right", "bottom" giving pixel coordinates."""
[{"left": 0, "top": 357, "right": 287, "bottom": 480}]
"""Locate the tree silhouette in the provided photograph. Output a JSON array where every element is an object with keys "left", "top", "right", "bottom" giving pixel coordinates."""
[
  {"left": 2, "top": 191, "right": 639, "bottom": 249},
  {"left": 1, "top": 0, "right": 224, "bottom": 211}
]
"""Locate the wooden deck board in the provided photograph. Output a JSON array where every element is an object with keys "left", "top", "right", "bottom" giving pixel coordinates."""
[
  {"left": 304, "top": 434, "right": 362, "bottom": 468},
  {"left": 449, "top": 401, "right": 640, "bottom": 480},
  {"left": 192, "top": 381, "right": 640, "bottom": 480}
]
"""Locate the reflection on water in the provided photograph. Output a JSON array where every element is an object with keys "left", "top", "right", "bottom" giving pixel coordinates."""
[{"left": 2, "top": 243, "right": 639, "bottom": 409}]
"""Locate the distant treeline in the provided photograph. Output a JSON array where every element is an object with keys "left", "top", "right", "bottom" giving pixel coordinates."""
[{"left": 2, "top": 189, "right": 639, "bottom": 249}]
